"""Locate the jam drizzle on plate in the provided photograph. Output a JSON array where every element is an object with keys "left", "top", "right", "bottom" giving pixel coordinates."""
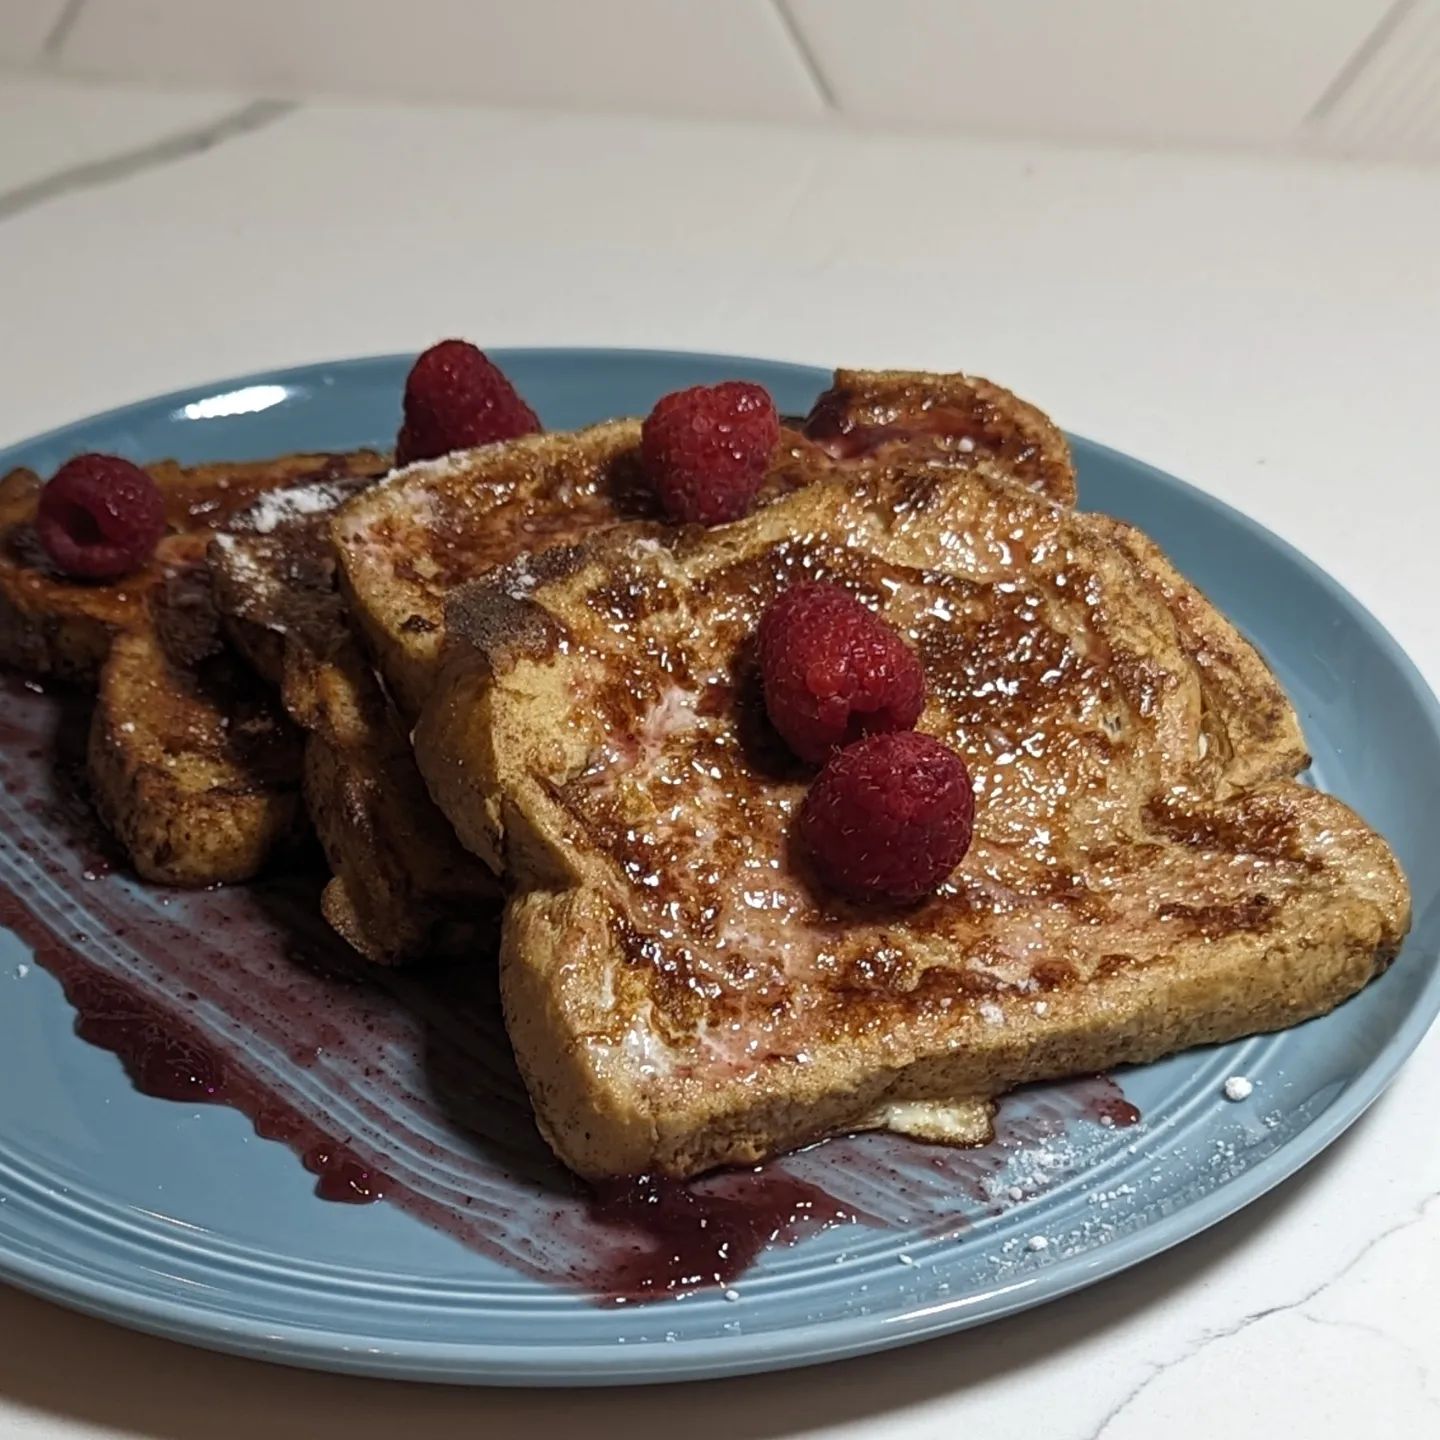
[{"left": 0, "top": 675, "right": 1139, "bottom": 1302}]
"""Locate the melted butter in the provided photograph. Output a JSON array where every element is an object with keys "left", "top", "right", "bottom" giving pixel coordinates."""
[{"left": 872, "top": 1097, "right": 995, "bottom": 1145}]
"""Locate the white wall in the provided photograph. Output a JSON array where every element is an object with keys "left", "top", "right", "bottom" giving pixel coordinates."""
[{"left": 3, "top": 0, "right": 1437, "bottom": 160}]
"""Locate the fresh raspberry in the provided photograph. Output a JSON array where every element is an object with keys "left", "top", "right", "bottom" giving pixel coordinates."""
[
  {"left": 396, "top": 339, "right": 541, "bottom": 465},
  {"left": 800, "top": 731, "right": 975, "bottom": 903},
  {"left": 758, "top": 582, "right": 925, "bottom": 763},
  {"left": 641, "top": 381, "right": 779, "bottom": 525},
  {"left": 36, "top": 454, "right": 166, "bottom": 580}
]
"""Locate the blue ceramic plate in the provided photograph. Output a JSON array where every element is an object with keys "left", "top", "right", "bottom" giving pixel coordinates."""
[{"left": 0, "top": 350, "right": 1437, "bottom": 1386}]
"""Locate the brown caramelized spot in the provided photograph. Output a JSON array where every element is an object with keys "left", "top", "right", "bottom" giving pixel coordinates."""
[
  {"left": 803, "top": 375, "right": 1067, "bottom": 499},
  {"left": 836, "top": 947, "right": 922, "bottom": 993},
  {"left": 1094, "top": 952, "right": 1136, "bottom": 979},
  {"left": 695, "top": 679, "right": 735, "bottom": 718},
  {"left": 588, "top": 566, "right": 683, "bottom": 631},
  {"left": 1157, "top": 894, "right": 1276, "bottom": 938},
  {"left": 156, "top": 451, "right": 390, "bottom": 531},
  {"left": 424, "top": 451, "right": 659, "bottom": 590},
  {"left": 446, "top": 581, "right": 574, "bottom": 667},
  {"left": 1145, "top": 796, "right": 1305, "bottom": 864},
  {"left": 918, "top": 591, "right": 1101, "bottom": 734},
  {"left": 907, "top": 963, "right": 1005, "bottom": 1003},
  {"left": 1030, "top": 960, "right": 1079, "bottom": 990}
]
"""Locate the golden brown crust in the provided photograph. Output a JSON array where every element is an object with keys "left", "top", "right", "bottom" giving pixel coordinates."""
[
  {"left": 87, "top": 624, "right": 304, "bottom": 887},
  {"left": 1093, "top": 517, "right": 1310, "bottom": 789},
  {"left": 803, "top": 368, "right": 1076, "bottom": 506},
  {"left": 416, "top": 460, "right": 1409, "bottom": 1180},
  {"left": 333, "top": 421, "right": 648, "bottom": 720},
  {"left": 69, "top": 452, "right": 386, "bottom": 889},
  {"left": 0, "top": 451, "right": 389, "bottom": 684},
  {"left": 337, "top": 369, "right": 1075, "bottom": 722},
  {"left": 290, "top": 632, "right": 500, "bottom": 964},
  {"left": 209, "top": 482, "right": 499, "bottom": 964}
]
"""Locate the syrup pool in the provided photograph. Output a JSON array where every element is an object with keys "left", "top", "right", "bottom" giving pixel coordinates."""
[{"left": 0, "top": 675, "right": 1139, "bottom": 1303}]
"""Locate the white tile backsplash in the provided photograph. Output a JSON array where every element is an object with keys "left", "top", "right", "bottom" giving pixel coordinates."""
[
  {"left": 1309, "top": 0, "right": 1440, "bottom": 158},
  {"left": 17, "top": 0, "right": 1439, "bottom": 161},
  {"left": 785, "top": 0, "right": 1392, "bottom": 145},
  {"left": 57, "top": 0, "right": 826, "bottom": 121},
  {"left": 0, "top": 0, "right": 70, "bottom": 63}
]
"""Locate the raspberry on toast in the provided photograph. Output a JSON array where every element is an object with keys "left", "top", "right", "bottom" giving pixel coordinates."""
[
  {"left": 413, "top": 462, "right": 1408, "bottom": 1180},
  {"left": 77, "top": 451, "right": 388, "bottom": 888},
  {"left": 334, "top": 370, "right": 1075, "bottom": 722},
  {"left": 0, "top": 451, "right": 389, "bottom": 683}
]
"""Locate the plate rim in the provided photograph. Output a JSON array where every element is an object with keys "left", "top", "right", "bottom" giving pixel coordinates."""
[{"left": 1, "top": 346, "right": 1438, "bottom": 1385}]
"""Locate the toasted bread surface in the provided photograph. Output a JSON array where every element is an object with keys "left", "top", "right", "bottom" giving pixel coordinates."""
[
  {"left": 88, "top": 582, "right": 304, "bottom": 887},
  {"left": 334, "top": 371, "right": 1074, "bottom": 721},
  {"left": 78, "top": 454, "right": 384, "bottom": 887},
  {"left": 333, "top": 421, "right": 650, "bottom": 720},
  {"left": 802, "top": 368, "right": 1076, "bottom": 505},
  {"left": 0, "top": 451, "right": 389, "bottom": 684},
  {"left": 290, "top": 631, "right": 499, "bottom": 963},
  {"left": 212, "top": 479, "right": 497, "bottom": 962},
  {"left": 415, "top": 462, "right": 1408, "bottom": 1179}
]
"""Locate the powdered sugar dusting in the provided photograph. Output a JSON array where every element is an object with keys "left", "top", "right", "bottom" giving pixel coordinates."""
[
  {"left": 231, "top": 481, "right": 354, "bottom": 535},
  {"left": 504, "top": 555, "right": 539, "bottom": 601},
  {"left": 381, "top": 439, "right": 519, "bottom": 490}
]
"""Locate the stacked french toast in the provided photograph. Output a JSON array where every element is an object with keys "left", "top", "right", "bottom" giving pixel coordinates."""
[{"left": 0, "top": 344, "right": 1408, "bottom": 1181}]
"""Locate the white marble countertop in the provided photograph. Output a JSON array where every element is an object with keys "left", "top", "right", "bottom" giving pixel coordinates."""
[{"left": 0, "top": 74, "right": 1437, "bottom": 1439}]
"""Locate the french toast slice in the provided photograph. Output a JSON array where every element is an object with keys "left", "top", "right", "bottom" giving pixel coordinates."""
[
  {"left": 800, "top": 368, "right": 1077, "bottom": 505},
  {"left": 0, "top": 451, "right": 389, "bottom": 683},
  {"left": 413, "top": 461, "right": 1409, "bottom": 1180},
  {"left": 210, "top": 479, "right": 497, "bottom": 963},
  {"left": 287, "top": 635, "right": 499, "bottom": 963},
  {"left": 78, "top": 452, "right": 386, "bottom": 887},
  {"left": 88, "top": 561, "right": 305, "bottom": 887},
  {"left": 333, "top": 420, "right": 649, "bottom": 721},
  {"left": 334, "top": 370, "right": 1074, "bottom": 721}
]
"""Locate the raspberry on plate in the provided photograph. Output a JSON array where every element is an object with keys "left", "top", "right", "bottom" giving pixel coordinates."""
[
  {"left": 396, "top": 340, "right": 541, "bottom": 465},
  {"left": 799, "top": 731, "right": 975, "bottom": 903},
  {"left": 36, "top": 454, "right": 167, "bottom": 581},
  {"left": 758, "top": 582, "right": 925, "bottom": 762},
  {"left": 640, "top": 381, "right": 778, "bottom": 525}
]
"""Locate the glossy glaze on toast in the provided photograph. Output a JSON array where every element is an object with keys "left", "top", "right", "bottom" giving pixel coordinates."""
[
  {"left": 210, "top": 479, "right": 497, "bottom": 962},
  {"left": 414, "top": 461, "right": 1409, "bottom": 1180},
  {"left": 87, "top": 559, "right": 305, "bottom": 887},
  {"left": 802, "top": 367, "right": 1076, "bottom": 504},
  {"left": 0, "top": 451, "right": 388, "bottom": 683},
  {"left": 334, "top": 370, "right": 1074, "bottom": 721},
  {"left": 78, "top": 452, "right": 387, "bottom": 887}
]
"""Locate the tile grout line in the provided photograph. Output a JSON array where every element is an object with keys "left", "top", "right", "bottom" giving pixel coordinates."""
[
  {"left": 1306, "top": 0, "right": 1420, "bottom": 123},
  {"left": 771, "top": 0, "right": 839, "bottom": 111},
  {"left": 41, "top": 0, "right": 89, "bottom": 58},
  {"left": 0, "top": 98, "right": 296, "bottom": 224}
]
